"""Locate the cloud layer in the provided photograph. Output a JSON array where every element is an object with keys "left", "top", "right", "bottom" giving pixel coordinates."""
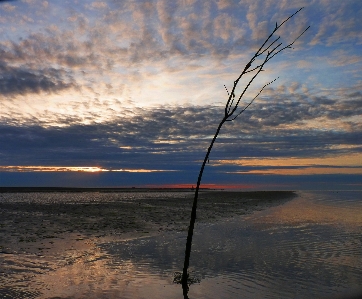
[
  {"left": 1, "top": 89, "right": 361, "bottom": 175},
  {"left": 0, "top": 0, "right": 361, "bottom": 186}
]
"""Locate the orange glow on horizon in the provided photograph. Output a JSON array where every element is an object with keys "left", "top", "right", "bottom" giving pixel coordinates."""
[
  {"left": 215, "top": 153, "right": 362, "bottom": 175},
  {"left": 0, "top": 166, "right": 177, "bottom": 173},
  {"left": 229, "top": 167, "right": 362, "bottom": 175},
  {"left": 0, "top": 166, "right": 109, "bottom": 172},
  {"left": 216, "top": 153, "right": 362, "bottom": 168}
]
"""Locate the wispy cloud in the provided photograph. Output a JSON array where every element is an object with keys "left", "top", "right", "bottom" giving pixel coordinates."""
[{"left": 0, "top": 0, "right": 361, "bottom": 186}]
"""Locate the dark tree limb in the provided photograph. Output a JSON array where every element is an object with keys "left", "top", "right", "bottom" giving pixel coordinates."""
[{"left": 181, "top": 8, "right": 309, "bottom": 298}]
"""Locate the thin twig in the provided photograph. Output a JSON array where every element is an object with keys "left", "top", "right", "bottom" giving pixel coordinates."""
[
  {"left": 181, "top": 8, "right": 309, "bottom": 298},
  {"left": 228, "top": 77, "right": 279, "bottom": 121}
]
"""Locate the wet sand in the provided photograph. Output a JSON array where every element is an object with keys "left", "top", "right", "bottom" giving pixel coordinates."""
[
  {"left": 2, "top": 190, "right": 362, "bottom": 299},
  {"left": 0, "top": 190, "right": 300, "bottom": 299},
  {"left": 0, "top": 190, "right": 295, "bottom": 256}
]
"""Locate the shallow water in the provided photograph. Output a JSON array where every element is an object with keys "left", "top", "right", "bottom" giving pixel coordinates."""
[{"left": 1, "top": 190, "right": 362, "bottom": 299}]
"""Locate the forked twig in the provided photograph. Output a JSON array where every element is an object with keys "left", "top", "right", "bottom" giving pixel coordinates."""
[{"left": 181, "top": 8, "right": 309, "bottom": 298}]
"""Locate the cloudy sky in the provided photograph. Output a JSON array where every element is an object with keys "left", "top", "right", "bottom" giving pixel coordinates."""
[{"left": 0, "top": 0, "right": 361, "bottom": 189}]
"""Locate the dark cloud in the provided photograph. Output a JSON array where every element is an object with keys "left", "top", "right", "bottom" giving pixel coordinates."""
[
  {"left": 0, "top": 62, "right": 73, "bottom": 95},
  {"left": 1, "top": 91, "right": 361, "bottom": 169}
]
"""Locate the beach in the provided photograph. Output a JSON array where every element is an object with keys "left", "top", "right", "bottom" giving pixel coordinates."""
[
  {"left": 0, "top": 189, "right": 295, "bottom": 299},
  {"left": 0, "top": 189, "right": 295, "bottom": 255},
  {"left": 2, "top": 190, "right": 361, "bottom": 299}
]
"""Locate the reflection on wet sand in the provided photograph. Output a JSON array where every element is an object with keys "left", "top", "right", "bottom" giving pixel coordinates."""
[
  {"left": 2, "top": 234, "right": 182, "bottom": 299},
  {"left": 248, "top": 191, "right": 362, "bottom": 228},
  {"left": 1, "top": 191, "right": 361, "bottom": 298},
  {"left": 37, "top": 251, "right": 180, "bottom": 299}
]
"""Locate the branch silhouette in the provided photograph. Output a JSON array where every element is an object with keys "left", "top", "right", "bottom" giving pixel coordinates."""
[{"left": 179, "top": 8, "right": 310, "bottom": 298}]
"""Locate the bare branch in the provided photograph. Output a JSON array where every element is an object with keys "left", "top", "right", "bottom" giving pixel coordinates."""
[
  {"left": 223, "top": 85, "right": 230, "bottom": 96},
  {"left": 267, "top": 25, "right": 310, "bottom": 61},
  {"left": 269, "top": 42, "right": 283, "bottom": 55},
  {"left": 278, "top": 7, "right": 304, "bottom": 28},
  {"left": 227, "top": 53, "right": 269, "bottom": 117},
  {"left": 245, "top": 64, "right": 263, "bottom": 74},
  {"left": 181, "top": 8, "right": 309, "bottom": 297},
  {"left": 228, "top": 77, "right": 279, "bottom": 121},
  {"left": 223, "top": 8, "right": 309, "bottom": 122},
  {"left": 252, "top": 7, "right": 304, "bottom": 60},
  {"left": 259, "top": 36, "right": 281, "bottom": 56},
  {"left": 227, "top": 91, "right": 236, "bottom": 114}
]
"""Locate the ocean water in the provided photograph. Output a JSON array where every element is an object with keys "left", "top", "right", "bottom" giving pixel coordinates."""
[{"left": 1, "top": 190, "right": 361, "bottom": 299}]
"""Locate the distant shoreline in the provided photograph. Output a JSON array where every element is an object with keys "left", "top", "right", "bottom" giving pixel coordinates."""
[{"left": 0, "top": 187, "right": 202, "bottom": 193}]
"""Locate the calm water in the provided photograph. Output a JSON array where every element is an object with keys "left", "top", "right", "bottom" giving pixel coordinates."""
[{"left": 1, "top": 190, "right": 362, "bottom": 299}]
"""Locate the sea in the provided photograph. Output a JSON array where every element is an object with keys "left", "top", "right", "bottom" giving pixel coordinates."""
[{"left": 1, "top": 190, "right": 362, "bottom": 299}]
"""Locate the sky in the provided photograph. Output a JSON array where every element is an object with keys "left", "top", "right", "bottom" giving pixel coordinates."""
[{"left": 0, "top": 0, "right": 361, "bottom": 190}]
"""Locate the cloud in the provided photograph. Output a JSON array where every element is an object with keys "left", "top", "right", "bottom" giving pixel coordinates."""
[
  {"left": 216, "top": 0, "right": 234, "bottom": 10},
  {"left": 213, "top": 13, "right": 237, "bottom": 41},
  {"left": 0, "top": 0, "right": 361, "bottom": 181},
  {"left": 88, "top": 1, "right": 108, "bottom": 10},
  {"left": 0, "top": 62, "right": 74, "bottom": 95},
  {"left": 0, "top": 3, "right": 15, "bottom": 12},
  {"left": 0, "top": 0, "right": 359, "bottom": 66},
  {"left": 0, "top": 87, "right": 361, "bottom": 170},
  {"left": 218, "top": 153, "right": 362, "bottom": 175},
  {"left": 0, "top": 0, "right": 355, "bottom": 105},
  {"left": 309, "top": 0, "right": 362, "bottom": 46},
  {"left": 328, "top": 50, "right": 362, "bottom": 67}
]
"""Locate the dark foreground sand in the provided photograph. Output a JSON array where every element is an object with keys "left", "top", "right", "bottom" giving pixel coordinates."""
[{"left": 0, "top": 190, "right": 295, "bottom": 256}]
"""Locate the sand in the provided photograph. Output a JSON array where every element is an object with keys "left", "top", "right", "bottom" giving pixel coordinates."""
[{"left": 0, "top": 190, "right": 295, "bottom": 256}]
